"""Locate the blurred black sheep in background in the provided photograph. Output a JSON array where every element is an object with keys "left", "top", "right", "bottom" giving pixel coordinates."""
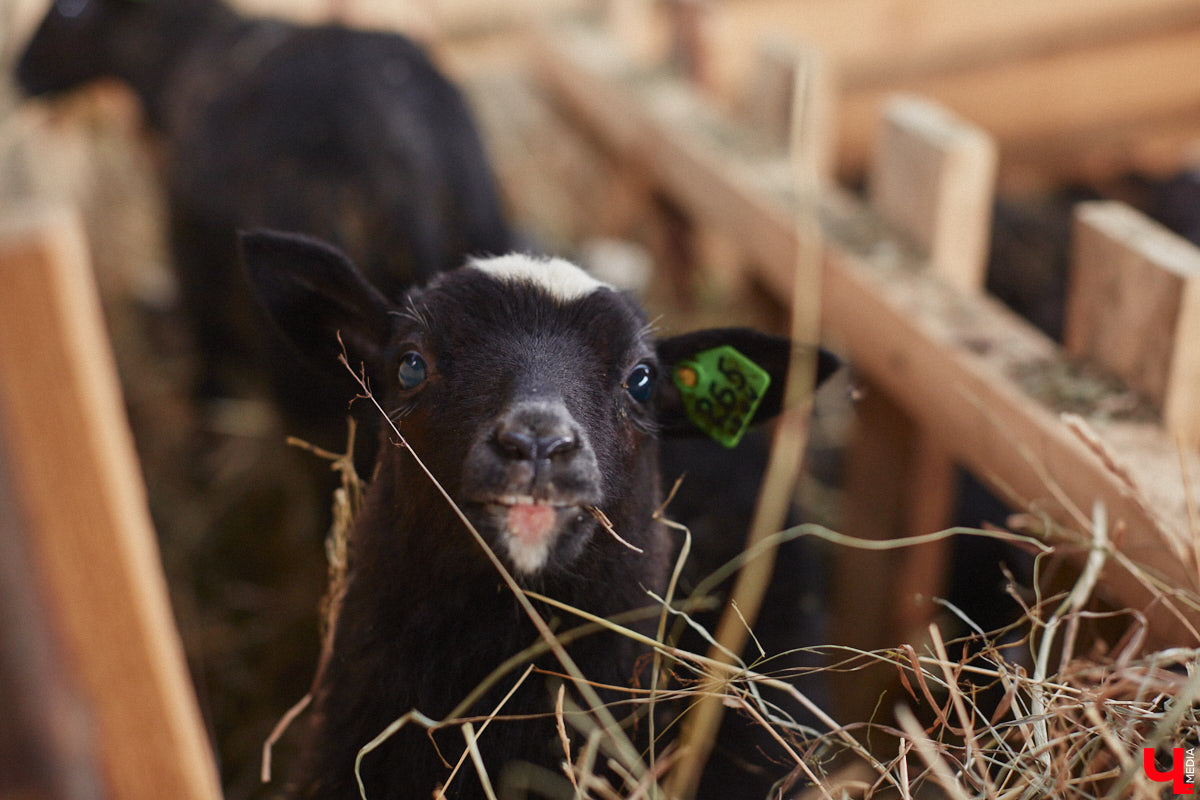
[
  {"left": 15, "top": 4, "right": 513, "bottom": 794},
  {"left": 17, "top": 0, "right": 513, "bottom": 455}
]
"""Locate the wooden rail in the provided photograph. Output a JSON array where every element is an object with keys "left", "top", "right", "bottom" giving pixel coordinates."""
[
  {"left": 0, "top": 421, "right": 106, "bottom": 799},
  {"left": 830, "top": 96, "right": 996, "bottom": 715},
  {"left": 703, "top": 0, "right": 1200, "bottom": 90},
  {"left": 1066, "top": 201, "right": 1200, "bottom": 446},
  {"left": 0, "top": 207, "right": 222, "bottom": 800},
  {"left": 530, "top": 23, "right": 1200, "bottom": 646},
  {"left": 691, "top": 0, "right": 1200, "bottom": 185}
]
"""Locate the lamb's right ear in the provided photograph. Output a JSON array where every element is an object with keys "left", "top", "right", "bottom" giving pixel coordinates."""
[{"left": 239, "top": 229, "right": 393, "bottom": 375}]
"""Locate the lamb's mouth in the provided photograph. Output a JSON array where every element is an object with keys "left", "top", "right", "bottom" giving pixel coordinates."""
[{"left": 468, "top": 494, "right": 596, "bottom": 575}]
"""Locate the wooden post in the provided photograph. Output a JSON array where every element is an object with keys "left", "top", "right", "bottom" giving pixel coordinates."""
[
  {"left": 834, "top": 96, "right": 997, "bottom": 717},
  {"left": 0, "top": 424, "right": 106, "bottom": 800},
  {"left": 830, "top": 386, "right": 920, "bottom": 641},
  {"left": 666, "top": 0, "right": 712, "bottom": 88},
  {"left": 1065, "top": 200, "right": 1200, "bottom": 445},
  {"left": 747, "top": 37, "right": 838, "bottom": 185},
  {"left": 0, "top": 207, "right": 222, "bottom": 800},
  {"left": 605, "top": 0, "right": 662, "bottom": 66},
  {"left": 532, "top": 21, "right": 1200, "bottom": 648},
  {"left": 870, "top": 94, "right": 998, "bottom": 293}
]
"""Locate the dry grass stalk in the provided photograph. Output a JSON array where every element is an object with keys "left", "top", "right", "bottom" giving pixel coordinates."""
[
  {"left": 286, "top": 418, "right": 364, "bottom": 671},
  {"left": 258, "top": 339, "right": 1200, "bottom": 800},
  {"left": 261, "top": 420, "right": 364, "bottom": 784},
  {"left": 335, "top": 345, "right": 651, "bottom": 797},
  {"left": 267, "top": 425, "right": 1200, "bottom": 800}
]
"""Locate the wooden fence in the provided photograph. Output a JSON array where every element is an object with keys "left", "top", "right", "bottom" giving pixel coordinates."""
[
  {"left": 683, "top": 0, "right": 1200, "bottom": 189},
  {"left": 3, "top": 1, "right": 1200, "bottom": 793},
  {"left": 509, "top": 18, "right": 1200, "bottom": 686},
  {"left": 0, "top": 209, "right": 221, "bottom": 800}
]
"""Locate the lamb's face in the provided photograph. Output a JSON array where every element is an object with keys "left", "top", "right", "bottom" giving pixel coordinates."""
[
  {"left": 382, "top": 257, "right": 660, "bottom": 577},
  {"left": 241, "top": 231, "right": 825, "bottom": 581}
]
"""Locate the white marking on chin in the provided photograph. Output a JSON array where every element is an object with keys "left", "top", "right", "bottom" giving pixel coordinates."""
[
  {"left": 471, "top": 254, "right": 611, "bottom": 302},
  {"left": 504, "top": 531, "right": 555, "bottom": 575}
]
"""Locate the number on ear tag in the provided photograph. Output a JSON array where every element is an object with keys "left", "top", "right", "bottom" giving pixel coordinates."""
[{"left": 671, "top": 345, "right": 771, "bottom": 448}]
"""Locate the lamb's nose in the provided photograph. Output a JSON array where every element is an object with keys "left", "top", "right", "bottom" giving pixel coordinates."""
[{"left": 495, "top": 428, "right": 577, "bottom": 462}]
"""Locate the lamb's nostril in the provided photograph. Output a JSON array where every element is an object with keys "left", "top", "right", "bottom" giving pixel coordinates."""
[
  {"left": 496, "top": 429, "right": 537, "bottom": 461},
  {"left": 541, "top": 435, "right": 576, "bottom": 459}
]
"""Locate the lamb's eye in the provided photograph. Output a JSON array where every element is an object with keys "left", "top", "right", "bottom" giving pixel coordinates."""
[
  {"left": 398, "top": 351, "right": 428, "bottom": 390},
  {"left": 624, "top": 363, "right": 655, "bottom": 404}
]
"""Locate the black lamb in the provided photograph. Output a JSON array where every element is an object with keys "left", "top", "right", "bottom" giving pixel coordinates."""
[
  {"left": 240, "top": 230, "right": 839, "bottom": 798},
  {"left": 17, "top": 0, "right": 512, "bottom": 450}
]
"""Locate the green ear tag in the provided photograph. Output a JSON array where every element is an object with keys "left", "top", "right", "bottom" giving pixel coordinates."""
[{"left": 672, "top": 345, "right": 771, "bottom": 448}]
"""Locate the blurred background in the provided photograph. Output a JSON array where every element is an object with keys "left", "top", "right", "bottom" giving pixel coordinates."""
[{"left": 3, "top": 1, "right": 1200, "bottom": 798}]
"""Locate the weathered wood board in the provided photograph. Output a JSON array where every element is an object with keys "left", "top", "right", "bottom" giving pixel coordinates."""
[
  {"left": 532, "top": 23, "right": 1200, "bottom": 645},
  {"left": 0, "top": 207, "right": 222, "bottom": 800}
]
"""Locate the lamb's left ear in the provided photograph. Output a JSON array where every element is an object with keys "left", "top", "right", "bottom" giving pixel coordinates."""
[{"left": 655, "top": 327, "right": 841, "bottom": 445}]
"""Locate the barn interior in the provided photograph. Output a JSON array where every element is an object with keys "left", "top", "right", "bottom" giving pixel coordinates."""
[{"left": 2, "top": 1, "right": 1199, "bottom": 798}]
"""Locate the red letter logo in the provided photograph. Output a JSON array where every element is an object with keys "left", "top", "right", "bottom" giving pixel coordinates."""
[{"left": 1144, "top": 748, "right": 1195, "bottom": 795}]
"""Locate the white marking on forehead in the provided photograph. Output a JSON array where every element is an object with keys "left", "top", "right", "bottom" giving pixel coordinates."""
[{"left": 470, "top": 254, "right": 611, "bottom": 302}]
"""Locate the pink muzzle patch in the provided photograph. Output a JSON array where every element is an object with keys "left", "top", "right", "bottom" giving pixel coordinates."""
[{"left": 505, "top": 503, "right": 558, "bottom": 545}]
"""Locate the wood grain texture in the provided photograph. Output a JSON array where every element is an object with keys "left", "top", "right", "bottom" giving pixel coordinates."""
[
  {"left": 837, "top": 94, "right": 993, "bottom": 704},
  {"left": 869, "top": 95, "right": 996, "bottom": 293},
  {"left": 702, "top": 0, "right": 1200, "bottom": 94},
  {"left": 0, "top": 423, "right": 105, "bottom": 800},
  {"left": 533, "top": 24, "right": 1200, "bottom": 644},
  {"left": 839, "top": 24, "right": 1200, "bottom": 174},
  {"left": 1066, "top": 201, "right": 1200, "bottom": 444},
  {"left": 0, "top": 207, "right": 221, "bottom": 800}
]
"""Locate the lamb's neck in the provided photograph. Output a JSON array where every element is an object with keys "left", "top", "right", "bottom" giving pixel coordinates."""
[
  {"left": 295, "top": 484, "right": 665, "bottom": 797},
  {"left": 127, "top": 1, "right": 243, "bottom": 129}
]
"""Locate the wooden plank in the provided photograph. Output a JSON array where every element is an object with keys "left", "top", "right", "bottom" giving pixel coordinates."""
[
  {"left": 830, "top": 386, "right": 922, "bottom": 718},
  {"left": 821, "top": 236, "right": 1200, "bottom": 640},
  {"left": 0, "top": 207, "right": 222, "bottom": 800},
  {"left": 745, "top": 36, "right": 800, "bottom": 151},
  {"left": 746, "top": 37, "right": 837, "bottom": 190},
  {"left": 702, "top": 0, "right": 1200, "bottom": 105},
  {"left": 664, "top": 0, "right": 712, "bottom": 88},
  {"left": 532, "top": 24, "right": 1200, "bottom": 644},
  {"left": 532, "top": 29, "right": 799, "bottom": 301},
  {"left": 0, "top": 424, "right": 106, "bottom": 800},
  {"left": 839, "top": 24, "right": 1200, "bottom": 175},
  {"left": 833, "top": 94, "right": 994, "bottom": 716},
  {"left": 1065, "top": 201, "right": 1200, "bottom": 445},
  {"left": 604, "top": 0, "right": 666, "bottom": 66},
  {"left": 869, "top": 94, "right": 996, "bottom": 293}
]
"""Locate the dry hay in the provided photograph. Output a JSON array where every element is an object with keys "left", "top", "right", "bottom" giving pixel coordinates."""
[
  {"left": 6, "top": 67, "right": 1197, "bottom": 800},
  {"left": 254, "top": 358, "right": 1200, "bottom": 800}
]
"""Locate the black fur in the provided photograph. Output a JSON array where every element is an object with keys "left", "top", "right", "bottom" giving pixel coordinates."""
[
  {"left": 240, "top": 231, "right": 837, "bottom": 798},
  {"left": 17, "top": 0, "right": 512, "bottom": 450}
]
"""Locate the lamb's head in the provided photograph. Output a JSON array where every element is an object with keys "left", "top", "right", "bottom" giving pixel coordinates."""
[
  {"left": 18, "top": 0, "right": 153, "bottom": 96},
  {"left": 240, "top": 230, "right": 838, "bottom": 579},
  {"left": 17, "top": 0, "right": 213, "bottom": 105}
]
